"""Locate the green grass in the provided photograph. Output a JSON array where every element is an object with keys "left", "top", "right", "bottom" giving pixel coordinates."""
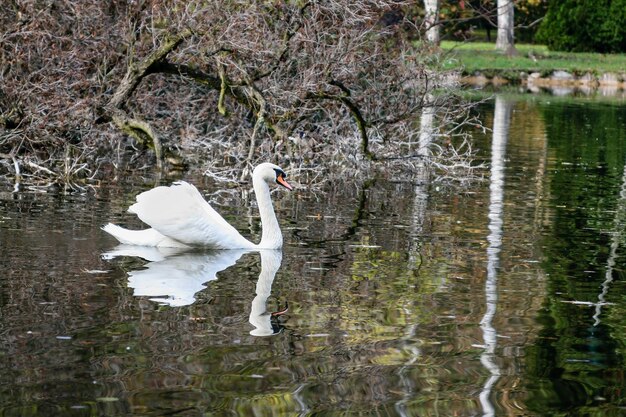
[{"left": 440, "top": 41, "right": 626, "bottom": 77}]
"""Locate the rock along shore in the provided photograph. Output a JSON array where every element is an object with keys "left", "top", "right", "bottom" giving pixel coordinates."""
[{"left": 462, "top": 71, "right": 626, "bottom": 97}]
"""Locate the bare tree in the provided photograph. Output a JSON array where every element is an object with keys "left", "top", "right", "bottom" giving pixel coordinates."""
[{"left": 0, "top": 0, "right": 472, "bottom": 189}]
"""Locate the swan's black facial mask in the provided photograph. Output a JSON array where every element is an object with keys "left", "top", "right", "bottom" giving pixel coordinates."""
[{"left": 273, "top": 169, "right": 293, "bottom": 191}]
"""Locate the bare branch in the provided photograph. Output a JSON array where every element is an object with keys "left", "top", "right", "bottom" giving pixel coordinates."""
[{"left": 108, "top": 28, "right": 194, "bottom": 110}]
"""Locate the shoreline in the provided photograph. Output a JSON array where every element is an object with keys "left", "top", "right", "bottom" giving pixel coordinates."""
[{"left": 460, "top": 70, "right": 626, "bottom": 96}]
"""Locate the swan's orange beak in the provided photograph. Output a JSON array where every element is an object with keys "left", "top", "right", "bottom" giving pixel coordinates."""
[{"left": 277, "top": 175, "right": 293, "bottom": 191}]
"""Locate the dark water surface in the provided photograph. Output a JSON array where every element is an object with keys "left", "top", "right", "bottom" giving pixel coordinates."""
[{"left": 1, "top": 96, "right": 626, "bottom": 416}]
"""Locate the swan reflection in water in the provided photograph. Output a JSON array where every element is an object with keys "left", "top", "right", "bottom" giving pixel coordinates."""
[{"left": 103, "top": 246, "right": 286, "bottom": 336}]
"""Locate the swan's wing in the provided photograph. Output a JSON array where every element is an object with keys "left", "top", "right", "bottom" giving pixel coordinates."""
[
  {"left": 102, "top": 224, "right": 190, "bottom": 248},
  {"left": 129, "top": 181, "right": 253, "bottom": 249}
]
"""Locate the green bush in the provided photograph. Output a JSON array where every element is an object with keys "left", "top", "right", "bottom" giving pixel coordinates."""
[{"left": 536, "top": 0, "right": 626, "bottom": 53}]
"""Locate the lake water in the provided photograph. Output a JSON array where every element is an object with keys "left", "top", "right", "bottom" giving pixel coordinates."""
[{"left": 1, "top": 94, "right": 626, "bottom": 416}]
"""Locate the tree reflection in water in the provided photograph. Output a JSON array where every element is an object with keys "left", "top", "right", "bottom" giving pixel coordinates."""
[{"left": 479, "top": 96, "right": 512, "bottom": 415}]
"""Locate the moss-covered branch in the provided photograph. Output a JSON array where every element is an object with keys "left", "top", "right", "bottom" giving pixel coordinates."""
[
  {"left": 109, "top": 29, "right": 194, "bottom": 109},
  {"left": 103, "top": 29, "right": 193, "bottom": 168},
  {"left": 217, "top": 60, "right": 228, "bottom": 116},
  {"left": 151, "top": 61, "right": 290, "bottom": 142},
  {"left": 308, "top": 90, "right": 373, "bottom": 159},
  {"left": 110, "top": 110, "right": 163, "bottom": 169}
]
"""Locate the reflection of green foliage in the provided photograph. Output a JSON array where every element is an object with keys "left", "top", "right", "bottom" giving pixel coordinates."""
[
  {"left": 344, "top": 244, "right": 450, "bottom": 338},
  {"left": 350, "top": 246, "right": 445, "bottom": 293},
  {"left": 608, "top": 294, "right": 626, "bottom": 357},
  {"left": 525, "top": 102, "right": 626, "bottom": 414},
  {"left": 540, "top": 102, "right": 626, "bottom": 298}
]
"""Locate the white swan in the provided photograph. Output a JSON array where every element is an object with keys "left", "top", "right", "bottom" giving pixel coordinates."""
[{"left": 102, "top": 163, "right": 293, "bottom": 249}]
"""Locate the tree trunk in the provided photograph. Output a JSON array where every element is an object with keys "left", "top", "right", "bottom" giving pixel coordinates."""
[
  {"left": 423, "top": 0, "right": 440, "bottom": 45},
  {"left": 418, "top": 94, "right": 435, "bottom": 157},
  {"left": 495, "top": 0, "right": 515, "bottom": 54}
]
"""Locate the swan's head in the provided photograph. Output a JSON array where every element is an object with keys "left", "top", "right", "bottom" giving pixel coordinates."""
[{"left": 253, "top": 163, "right": 293, "bottom": 191}]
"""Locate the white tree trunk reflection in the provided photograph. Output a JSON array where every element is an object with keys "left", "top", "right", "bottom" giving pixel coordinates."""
[
  {"left": 397, "top": 98, "right": 436, "bottom": 417},
  {"left": 592, "top": 160, "right": 626, "bottom": 325},
  {"left": 480, "top": 96, "right": 512, "bottom": 416}
]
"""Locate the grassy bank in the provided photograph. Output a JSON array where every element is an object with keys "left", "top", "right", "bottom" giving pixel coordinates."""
[{"left": 441, "top": 41, "right": 626, "bottom": 78}]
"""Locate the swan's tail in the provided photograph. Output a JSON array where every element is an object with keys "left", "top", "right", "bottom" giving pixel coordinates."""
[{"left": 102, "top": 223, "right": 189, "bottom": 248}]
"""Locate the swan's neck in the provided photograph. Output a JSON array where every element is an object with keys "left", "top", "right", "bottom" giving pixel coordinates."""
[{"left": 254, "top": 177, "right": 282, "bottom": 249}]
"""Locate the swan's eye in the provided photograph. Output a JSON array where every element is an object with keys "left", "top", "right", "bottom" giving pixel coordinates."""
[{"left": 273, "top": 168, "right": 286, "bottom": 179}]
